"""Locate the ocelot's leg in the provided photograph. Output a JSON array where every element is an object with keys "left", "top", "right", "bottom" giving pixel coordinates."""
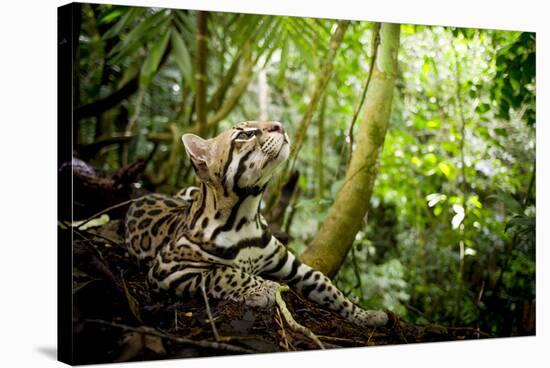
[
  {"left": 149, "top": 264, "right": 280, "bottom": 308},
  {"left": 261, "top": 240, "right": 388, "bottom": 327}
]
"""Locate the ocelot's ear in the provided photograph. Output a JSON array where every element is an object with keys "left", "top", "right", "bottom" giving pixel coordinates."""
[{"left": 182, "top": 134, "right": 211, "bottom": 181}]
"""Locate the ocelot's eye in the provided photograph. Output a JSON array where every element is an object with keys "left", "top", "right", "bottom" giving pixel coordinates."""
[{"left": 236, "top": 131, "right": 255, "bottom": 140}]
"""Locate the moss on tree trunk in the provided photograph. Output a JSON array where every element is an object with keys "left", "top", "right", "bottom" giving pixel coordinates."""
[
  {"left": 300, "top": 23, "right": 400, "bottom": 278},
  {"left": 195, "top": 11, "right": 208, "bottom": 136}
]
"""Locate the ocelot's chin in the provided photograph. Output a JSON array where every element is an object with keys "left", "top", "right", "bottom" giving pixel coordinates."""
[
  {"left": 269, "top": 142, "right": 290, "bottom": 169},
  {"left": 257, "top": 144, "right": 290, "bottom": 184},
  {"left": 278, "top": 141, "right": 290, "bottom": 162}
]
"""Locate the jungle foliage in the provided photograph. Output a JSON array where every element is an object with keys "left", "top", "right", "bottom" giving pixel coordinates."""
[{"left": 75, "top": 4, "right": 536, "bottom": 338}]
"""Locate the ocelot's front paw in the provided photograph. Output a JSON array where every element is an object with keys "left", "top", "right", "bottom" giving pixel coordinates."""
[
  {"left": 357, "top": 309, "right": 389, "bottom": 328},
  {"left": 242, "top": 280, "right": 280, "bottom": 308}
]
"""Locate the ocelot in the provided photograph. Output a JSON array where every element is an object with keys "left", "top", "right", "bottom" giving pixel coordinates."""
[{"left": 124, "top": 121, "right": 388, "bottom": 327}]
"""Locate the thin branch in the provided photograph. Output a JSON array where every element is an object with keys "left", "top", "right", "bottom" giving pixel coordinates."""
[
  {"left": 85, "top": 319, "right": 254, "bottom": 354},
  {"left": 125, "top": 88, "right": 145, "bottom": 134},
  {"left": 207, "top": 53, "right": 241, "bottom": 112},
  {"left": 287, "top": 20, "right": 350, "bottom": 173},
  {"left": 75, "top": 77, "right": 139, "bottom": 121},
  {"left": 206, "top": 16, "right": 272, "bottom": 113},
  {"left": 447, "top": 326, "right": 491, "bottom": 338},
  {"left": 451, "top": 34, "right": 468, "bottom": 324},
  {"left": 77, "top": 132, "right": 135, "bottom": 158},
  {"left": 200, "top": 272, "right": 220, "bottom": 341},
  {"left": 268, "top": 20, "right": 349, "bottom": 211},
  {"left": 316, "top": 94, "right": 327, "bottom": 199},
  {"left": 348, "top": 23, "right": 381, "bottom": 164},
  {"left": 80, "top": 227, "right": 124, "bottom": 247},
  {"left": 317, "top": 334, "right": 367, "bottom": 345},
  {"left": 195, "top": 11, "right": 209, "bottom": 136},
  {"left": 74, "top": 199, "right": 136, "bottom": 230},
  {"left": 350, "top": 246, "right": 364, "bottom": 300},
  {"left": 275, "top": 285, "right": 325, "bottom": 350},
  {"left": 274, "top": 307, "right": 293, "bottom": 351},
  {"left": 405, "top": 304, "right": 431, "bottom": 322}
]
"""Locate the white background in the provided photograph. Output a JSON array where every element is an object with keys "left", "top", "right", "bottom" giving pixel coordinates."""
[{"left": 0, "top": 0, "right": 547, "bottom": 367}]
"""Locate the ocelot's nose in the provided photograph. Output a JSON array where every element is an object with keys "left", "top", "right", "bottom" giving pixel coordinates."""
[{"left": 267, "top": 122, "right": 284, "bottom": 134}]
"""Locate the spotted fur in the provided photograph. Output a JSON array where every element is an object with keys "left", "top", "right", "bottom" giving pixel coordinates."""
[{"left": 125, "top": 121, "right": 388, "bottom": 327}]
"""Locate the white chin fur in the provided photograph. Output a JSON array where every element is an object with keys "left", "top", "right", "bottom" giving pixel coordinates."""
[{"left": 239, "top": 141, "right": 289, "bottom": 188}]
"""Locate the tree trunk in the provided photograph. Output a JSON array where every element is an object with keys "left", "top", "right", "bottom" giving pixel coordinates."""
[
  {"left": 195, "top": 11, "right": 208, "bottom": 136},
  {"left": 316, "top": 94, "right": 327, "bottom": 199},
  {"left": 288, "top": 20, "right": 349, "bottom": 167},
  {"left": 300, "top": 23, "right": 400, "bottom": 278},
  {"left": 267, "top": 20, "right": 349, "bottom": 212}
]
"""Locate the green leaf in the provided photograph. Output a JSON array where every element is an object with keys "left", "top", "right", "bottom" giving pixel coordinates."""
[
  {"left": 468, "top": 195, "right": 483, "bottom": 209},
  {"left": 426, "top": 120, "right": 440, "bottom": 129},
  {"left": 493, "top": 192, "right": 522, "bottom": 214},
  {"left": 404, "top": 24, "right": 415, "bottom": 35},
  {"left": 277, "top": 40, "right": 289, "bottom": 85},
  {"left": 140, "top": 29, "right": 171, "bottom": 88},
  {"left": 103, "top": 7, "right": 146, "bottom": 40},
  {"left": 72, "top": 214, "right": 110, "bottom": 230},
  {"left": 99, "top": 9, "right": 124, "bottom": 25},
  {"left": 171, "top": 29, "right": 195, "bottom": 91},
  {"left": 108, "top": 11, "right": 169, "bottom": 63},
  {"left": 438, "top": 162, "right": 453, "bottom": 178}
]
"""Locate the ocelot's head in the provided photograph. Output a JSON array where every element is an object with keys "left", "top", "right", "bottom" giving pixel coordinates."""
[{"left": 182, "top": 121, "right": 290, "bottom": 195}]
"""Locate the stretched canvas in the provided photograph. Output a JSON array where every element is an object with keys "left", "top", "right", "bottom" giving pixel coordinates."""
[{"left": 58, "top": 2, "right": 536, "bottom": 365}]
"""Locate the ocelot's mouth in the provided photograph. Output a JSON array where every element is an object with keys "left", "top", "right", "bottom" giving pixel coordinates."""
[{"left": 259, "top": 137, "right": 289, "bottom": 171}]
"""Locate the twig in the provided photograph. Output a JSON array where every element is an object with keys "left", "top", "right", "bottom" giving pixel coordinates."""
[
  {"left": 286, "top": 21, "right": 349, "bottom": 176},
  {"left": 217, "top": 335, "right": 265, "bottom": 343},
  {"left": 275, "top": 285, "right": 325, "bottom": 350},
  {"left": 350, "top": 246, "right": 364, "bottom": 300},
  {"left": 123, "top": 88, "right": 145, "bottom": 165},
  {"left": 395, "top": 320, "right": 409, "bottom": 343},
  {"left": 275, "top": 307, "right": 292, "bottom": 351},
  {"left": 85, "top": 319, "right": 254, "bottom": 354},
  {"left": 317, "top": 334, "right": 366, "bottom": 345},
  {"left": 72, "top": 227, "right": 103, "bottom": 252},
  {"left": 447, "top": 326, "right": 491, "bottom": 338},
  {"left": 75, "top": 199, "right": 136, "bottom": 230},
  {"left": 200, "top": 272, "right": 220, "bottom": 341},
  {"left": 405, "top": 304, "right": 431, "bottom": 323},
  {"left": 267, "top": 20, "right": 349, "bottom": 213},
  {"left": 366, "top": 328, "right": 377, "bottom": 345},
  {"left": 81, "top": 227, "right": 124, "bottom": 247},
  {"left": 348, "top": 23, "right": 381, "bottom": 164},
  {"left": 195, "top": 11, "right": 208, "bottom": 136},
  {"left": 120, "top": 270, "right": 143, "bottom": 323}
]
